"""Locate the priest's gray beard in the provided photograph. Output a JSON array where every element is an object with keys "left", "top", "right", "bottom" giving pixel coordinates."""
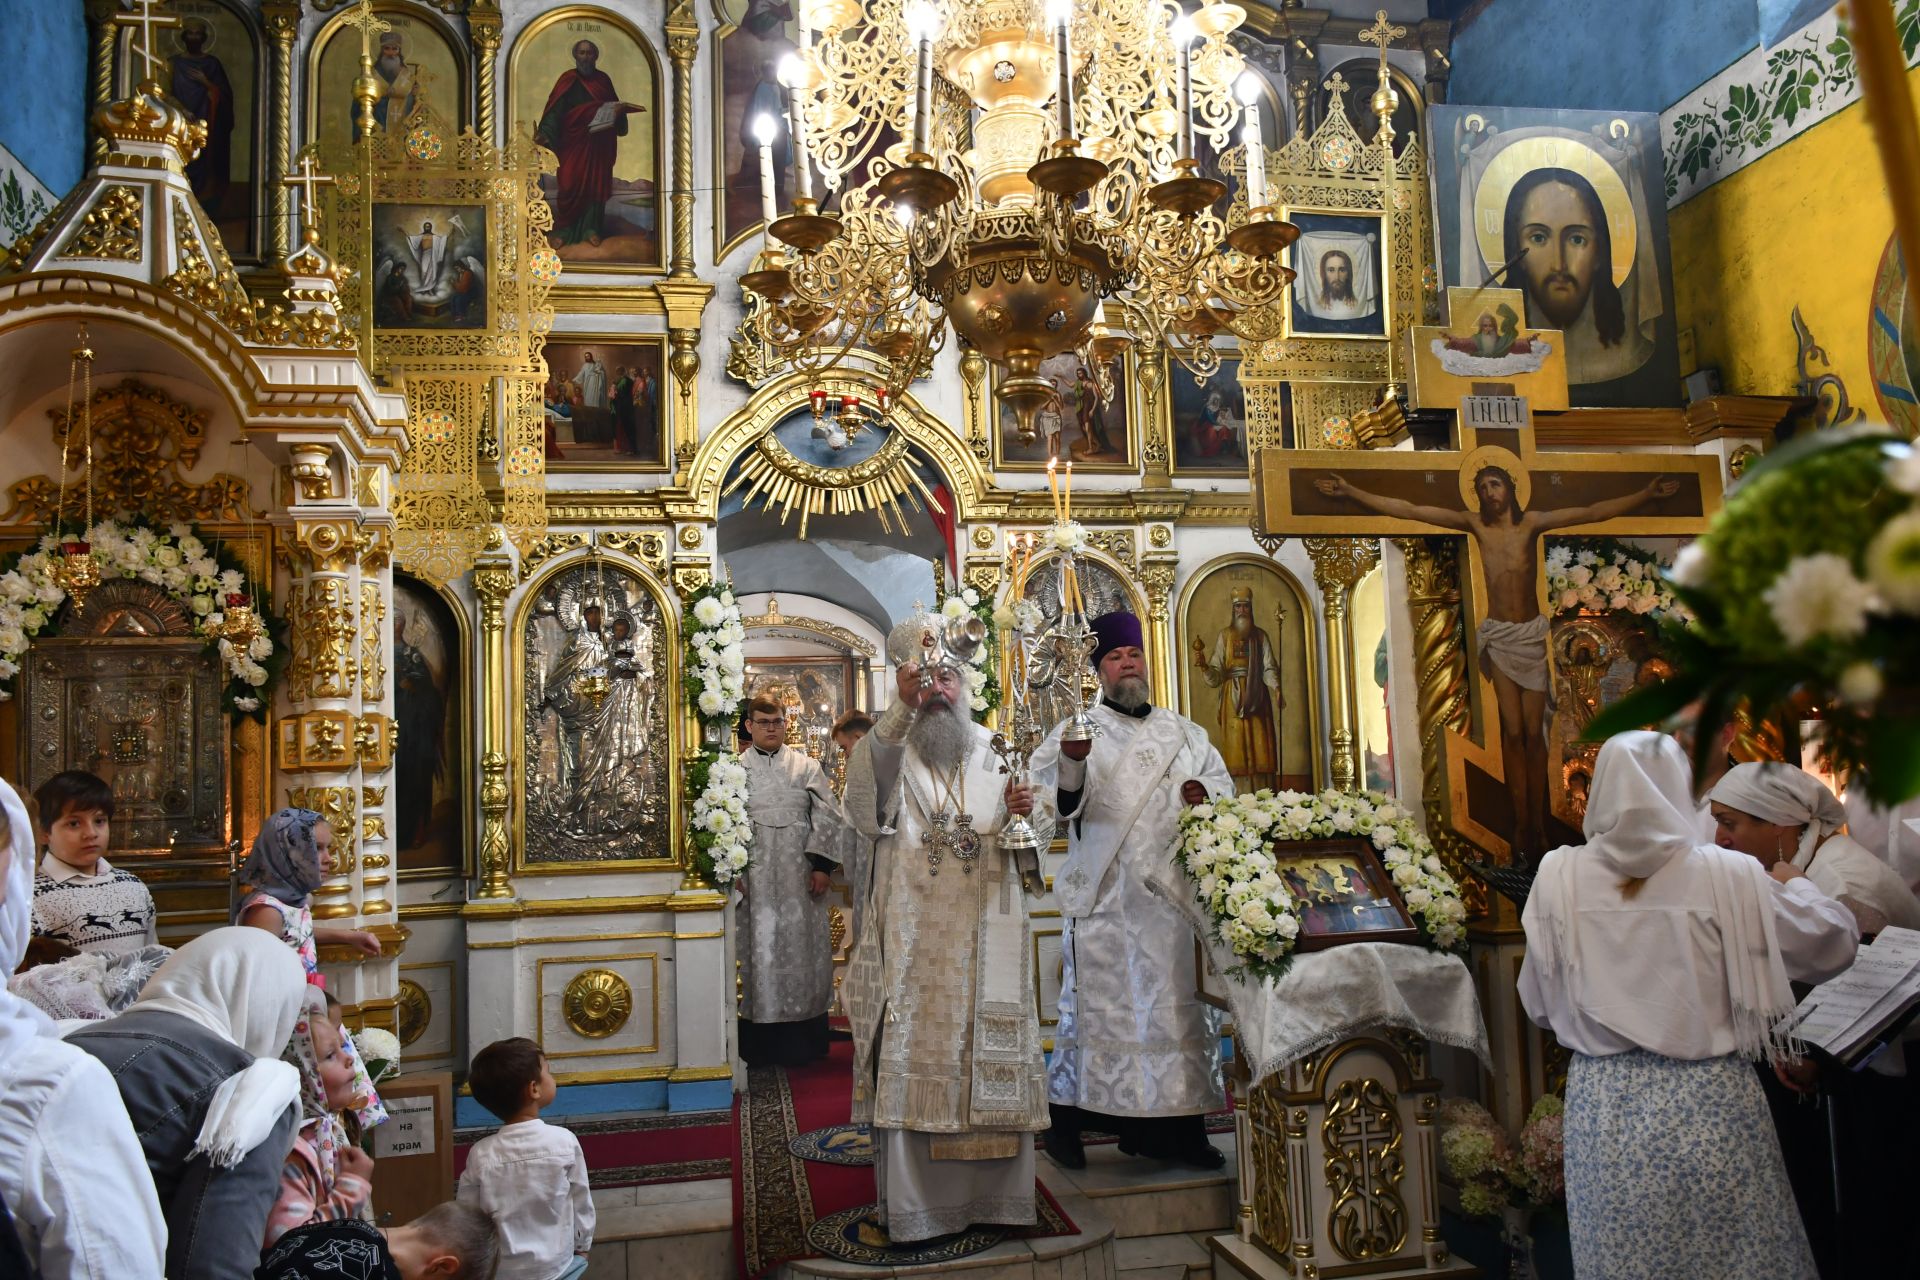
[
  {"left": 908, "top": 698, "right": 972, "bottom": 775},
  {"left": 1106, "top": 675, "right": 1150, "bottom": 712}
]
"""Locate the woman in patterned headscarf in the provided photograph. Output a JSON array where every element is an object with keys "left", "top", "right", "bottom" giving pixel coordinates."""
[
  {"left": 263, "top": 988, "right": 373, "bottom": 1244},
  {"left": 237, "top": 807, "right": 390, "bottom": 1131}
]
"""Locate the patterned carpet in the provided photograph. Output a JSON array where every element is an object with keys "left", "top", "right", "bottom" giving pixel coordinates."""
[
  {"left": 733, "top": 1040, "right": 1077, "bottom": 1277},
  {"left": 455, "top": 1108, "right": 734, "bottom": 1190}
]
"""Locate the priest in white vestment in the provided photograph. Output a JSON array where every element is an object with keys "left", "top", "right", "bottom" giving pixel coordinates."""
[
  {"left": 1030, "top": 610, "right": 1232, "bottom": 1170},
  {"left": 737, "top": 695, "right": 847, "bottom": 1067},
  {"left": 841, "top": 615, "right": 1052, "bottom": 1243}
]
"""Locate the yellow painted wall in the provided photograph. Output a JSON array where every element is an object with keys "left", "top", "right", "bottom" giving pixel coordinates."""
[{"left": 1668, "top": 66, "right": 1916, "bottom": 411}]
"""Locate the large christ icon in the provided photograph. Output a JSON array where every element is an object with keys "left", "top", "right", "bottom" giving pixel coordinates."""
[{"left": 1314, "top": 460, "right": 1677, "bottom": 859}]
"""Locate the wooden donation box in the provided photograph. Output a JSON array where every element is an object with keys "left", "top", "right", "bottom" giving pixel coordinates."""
[
  {"left": 369, "top": 1071, "right": 455, "bottom": 1226},
  {"left": 1198, "top": 945, "right": 1482, "bottom": 1279}
]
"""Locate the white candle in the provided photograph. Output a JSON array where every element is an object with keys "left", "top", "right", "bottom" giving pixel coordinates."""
[
  {"left": 752, "top": 113, "right": 779, "bottom": 224},
  {"left": 1236, "top": 72, "right": 1265, "bottom": 210},
  {"left": 778, "top": 53, "right": 813, "bottom": 201},
  {"left": 906, "top": 2, "right": 939, "bottom": 156},
  {"left": 1050, "top": 0, "right": 1074, "bottom": 142},
  {"left": 1172, "top": 13, "right": 1195, "bottom": 163}
]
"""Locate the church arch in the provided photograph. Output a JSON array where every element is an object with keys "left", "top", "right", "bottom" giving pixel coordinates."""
[
  {"left": 682, "top": 370, "right": 997, "bottom": 524},
  {"left": 511, "top": 547, "right": 684, "bottom": 874}
]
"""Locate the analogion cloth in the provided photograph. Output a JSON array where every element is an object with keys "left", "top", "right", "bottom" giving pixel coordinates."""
[
  {"left": 1475, "top": 614, "right": 1551, "bottom": 693},
  {"left": 1563, "top": 1050, "right": 1816, "bottom": 1280},
  {"left": 1033, "top": 703, "right": 1230, "bottom": 1117},
  {"left": 737, "top": 747, "right": 845, "bottom": 1024}
]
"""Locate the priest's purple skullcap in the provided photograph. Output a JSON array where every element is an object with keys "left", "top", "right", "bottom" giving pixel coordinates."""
[{"left": 1090, "top": 610, "right": 1143, "bottom": 666}]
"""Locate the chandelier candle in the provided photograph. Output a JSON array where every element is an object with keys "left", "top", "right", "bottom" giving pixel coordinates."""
[
  {"left": 1237, "top": 72, "right": 1266, "bottom": 212},
  {"left": 1172, "top": 13, "right": 1196, "bottom": 163},
  {"left": 753, "top": 113, "right": 779, "bottom": 226},
  {"left": 907, "top": 1, "right": 938, "bottom": 157},
  {"left": 1050, "top": 0, "right": 1074, "bottom": 142},
  {"left": 779, "top": 55, "right": 813, "bottom": 201}
]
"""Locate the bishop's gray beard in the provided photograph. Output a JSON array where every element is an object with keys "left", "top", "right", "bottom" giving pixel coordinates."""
[
  {"left": 908, "top": 701, "right": 972, "bottom": 776},
  {"left": 1106, "top": 675, "right": 1150, "bottom": 712}
]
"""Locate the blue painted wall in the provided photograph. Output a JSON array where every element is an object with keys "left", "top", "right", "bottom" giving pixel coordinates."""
[
  {"left": 0, "top": 0, "right": 88, "bottom": 193},
  {"left": 1448, "top": 0, "right": 1762, "bottom": 114}
]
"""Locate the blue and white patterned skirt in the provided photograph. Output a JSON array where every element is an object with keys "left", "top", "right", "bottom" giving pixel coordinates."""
[{"left": 1564, "top": 1050, "right": 1816, "bottom": 1280}]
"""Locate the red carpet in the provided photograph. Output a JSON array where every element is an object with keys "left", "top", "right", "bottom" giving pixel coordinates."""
[
  {"left": 455, "top": 1109, "right": 734, "bottom": 1190},
  {"left": 733, "top": 1039, "right": 1076, "bottom": 1278}
]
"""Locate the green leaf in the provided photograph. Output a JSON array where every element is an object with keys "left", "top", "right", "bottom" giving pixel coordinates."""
[{"left": 1862, "top": 717, "right": 1920, "bottom": 805}]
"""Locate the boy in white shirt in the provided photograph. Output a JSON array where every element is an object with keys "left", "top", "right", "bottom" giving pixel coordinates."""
[
  {"left": 458, "top": 1037, "right": 595, "bottom": 1280},
  {"left": 29, "top": 771, "right": 156, "bottom": 957}
]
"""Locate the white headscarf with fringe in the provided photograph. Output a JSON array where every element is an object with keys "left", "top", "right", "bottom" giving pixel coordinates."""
[
  {"left": 130, "top": 926, "right": 306, "bottom": 1166},
  {"left": 1532, "top": 731, "right": 1799, "bottom": 1063}
]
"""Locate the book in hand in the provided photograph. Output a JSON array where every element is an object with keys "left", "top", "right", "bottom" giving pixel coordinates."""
[{"left": 1784, "top": 926, "right": 1920, "bottom": 1069}]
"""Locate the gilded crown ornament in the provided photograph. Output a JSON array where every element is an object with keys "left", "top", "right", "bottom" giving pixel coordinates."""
[{"left": 741, "top": 0, "right": 1297, "bottom": 438}]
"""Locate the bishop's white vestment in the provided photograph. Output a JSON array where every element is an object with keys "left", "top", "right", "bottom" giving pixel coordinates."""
[
  {"left": 840, "top": 707, "right": 1052, "bottom": 1242},
  {"left": 1032, "top": 703, "right": 1230, "bottom": 1120}
]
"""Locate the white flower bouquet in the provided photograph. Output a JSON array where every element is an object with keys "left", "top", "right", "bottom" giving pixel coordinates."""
[
  {"left": 1545, "top": 538, "right": 1690, "bottom": 625},
  {"left": 683, "top": 583, "right": 746, "bottom": 722},
  {"left": 0, "top": 518, "right": 281, "bottom": 718},
  {"left": 1590, "top": 430, "right": 1920, "bottom": 804},
  {"left": 689, "top": 750, "right": 753, "bottom": 884},
  {"left": 940, "top": 584, "right": 998, "bottom": 717},
  {"left": 1177, "top": 788, "right": 1468, "bottom": 981},
  {"left": 352, "top": 1026, "right": 402, "bottom": 1085}
]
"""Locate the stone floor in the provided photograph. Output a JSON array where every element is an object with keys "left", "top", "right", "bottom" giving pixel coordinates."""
[{"left": 580, "top": 1134, "right": 1239, "bottom": 1280}]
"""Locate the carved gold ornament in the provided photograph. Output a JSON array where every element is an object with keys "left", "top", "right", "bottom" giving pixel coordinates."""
[
  {"left": 57, "top": 186, "right": 144, "bottom": 261},
  {"left": 728, "top": 426, "right": 938, "bottom": 539},
  {"left": 562, "top": 969, "right": 634, "bottom": 1039},
  {"left": 396, "top": 978, "right": 431, "bottom": 1047}
]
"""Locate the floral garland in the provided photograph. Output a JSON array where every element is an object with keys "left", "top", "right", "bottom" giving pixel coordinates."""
[
  {"left": 1545, "top": 538, "right": 1690, "bottom": 625},
  {"left": 1176, "top": 788, "right": 1468, "bottom": 982},
  {"left": 936, "top": 583, "right": 998, "bottom": 718},
  {"left": 0, "top": 518, "right": 283, "bottom": 718},
  {"left": 681, "top": 581, "right": 752, "bottom": 885}
]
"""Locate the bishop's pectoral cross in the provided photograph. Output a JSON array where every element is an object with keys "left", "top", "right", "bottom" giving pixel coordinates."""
[
  {"left": 1256, "top": 286, "right": 1722, "bottom": 874},
  {"left": 921, "top": 810, "right": 981, "bottom": 875}
]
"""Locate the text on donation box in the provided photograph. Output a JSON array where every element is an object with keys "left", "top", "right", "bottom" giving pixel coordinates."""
[{"left": 373, "top": 1094, "right": 437, "bottom": 1158}]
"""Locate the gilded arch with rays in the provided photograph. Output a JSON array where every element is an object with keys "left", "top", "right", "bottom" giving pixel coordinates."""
[
  {"left": 681, "top": 371, "right": 1002, "bottom": 527},
  {"left": 511, "top": 548, "right": 684, "bottom": 874}
]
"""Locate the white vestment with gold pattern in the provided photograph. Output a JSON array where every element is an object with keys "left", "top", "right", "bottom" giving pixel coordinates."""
[
  {"left": 841, "top": 712, "right": 1053, "bottom": 1241},
  {"left": 1033, "top": 703, "right": 1231, "bottom": 1116}
]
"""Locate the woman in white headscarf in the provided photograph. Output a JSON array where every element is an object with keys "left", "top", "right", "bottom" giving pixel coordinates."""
[
  {"left": 1709, "top": 761, "right": 1920, "bottom": 935},
  {"left": 66, "top": 926, "right": 307, "bottom": 1280},
  {"left": 1709, "top": 760, "right": 1920, "bottom": 1277},
  {"left": 0, "top": 779, "right": 166, "bottom": 1280},
  {"left": 1519, "top": 732, "right": 1857, "bottom": 1280}
]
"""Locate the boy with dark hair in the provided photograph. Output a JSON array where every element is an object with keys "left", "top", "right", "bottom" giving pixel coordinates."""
[
  {"left": 257, "top": 1201, "right": 501, "bottom": 1280},
  {"left": 458, "top": 1038, "right": 594, "bottom": 1280},
  {"left": 30, "top": 770, "right": 156, "bottom": 956}
]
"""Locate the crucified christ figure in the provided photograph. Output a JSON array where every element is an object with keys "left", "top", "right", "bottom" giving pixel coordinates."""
[{"left": 1315, "top": 465, "right": 1679, "bottom": 861}]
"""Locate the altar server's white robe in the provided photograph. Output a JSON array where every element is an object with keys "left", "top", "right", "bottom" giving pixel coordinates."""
[
  {"left": 841, "top": 712, "right": 1053, "bottom": 1242},
  {"left": 1033, "top": 703, "right": 1232, "bottom": 1117},
  {"left": 738, "top": 746, "right": 845, "bottom": 1023}
]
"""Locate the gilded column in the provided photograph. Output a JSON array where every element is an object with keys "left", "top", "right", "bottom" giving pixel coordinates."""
[
  {"left": 1390, "top": 536, "right": 1481, "bottom": 915},
  {"left": 1141, "top": 555, "right": 1178, "bottom": 711},
  {"left": 1139, "top": 341, "right": 1171, "bottom": 486},
  {"left": 1305, "top": 537, "right": 1380, "bottom": 793},
  {"left": 472, "top": 558, "right": 517, "bottom": 900},
  {"left": 262, "top": 1, "right": 300, "bottom": 263},
  {"left": 470, "top": 4, "right": 504, "bottom": 147},
  {"left": 85, "top": 0, "right": 118, "bottom": 164},
  {"left": 665, "top": 2, "right": 700, "bottom": 279}
]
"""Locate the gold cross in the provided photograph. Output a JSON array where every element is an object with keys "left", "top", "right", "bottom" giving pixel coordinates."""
[
  {"left": 342, "top": 0, "right": 393, "bottom": 62},
  {"left": 115, "top": 0, "right": 181, "bottom": 88},
  {"left": 1357, "top": 10, "right": 1407, "bottom": 55},
  {"left": 282, "top": 153, "right": 336, "bottom": 241}
]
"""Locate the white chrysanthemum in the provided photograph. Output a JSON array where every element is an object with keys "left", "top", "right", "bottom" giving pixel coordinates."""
[
  {"left": 1763, "top": 553, "right": 1876, "bottom": 647},
  {"left": 991, "top": 604, "right": 1016, "bottom": 629},
  {"left": 941, "top": 596, "right": 969, "bottom": 620},
  {"left": 1865, "top": 510, "right": 1920, "bottom": 613},
  {"left": 248, "top": 636, "right": 273, "bottom": 660},
  {"left": 1839, "top": 661, "right": 1885, "bottom": 705},
  {"left": 698, "top": 688, "right": 725, "bottom": 715},
  {"left": 1669, "top": 540, "right": 1710, "bottom": 588},
  {"left": 693, "top": 596, "right": 725, "bottom": 627}
]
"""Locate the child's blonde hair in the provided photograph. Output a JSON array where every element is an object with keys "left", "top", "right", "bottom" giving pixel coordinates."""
[{"left": 412, "top": 1202, "right": 501, "bottom": 1280}]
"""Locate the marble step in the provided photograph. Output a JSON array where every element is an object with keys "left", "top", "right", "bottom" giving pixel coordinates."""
[
  {"left": 777, "top": 1184, "right": 1117, "bottom": 1280},
  {"left": 1039, "top": 1135, "right": 1239, "bottom": 1241},
  {"left": 582, "top": 1178, "right": 731, "bottom": 1280}
]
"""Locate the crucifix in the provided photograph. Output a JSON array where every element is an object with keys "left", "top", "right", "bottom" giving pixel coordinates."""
[
  {"left": 114, "top": 0, "right": 181, "bottom": 94},
  {"left": 1355, "top": 10, "right": 1407, "bottom": 147},
  {"left": 920, "top": 812, "right": 980, "bottom": 875},
  {"left": 281, "top": 154, "right": 336, "bottom": 251},
  {"left": 1258, "top": 285, "right": 1721, "bottom": 866}
]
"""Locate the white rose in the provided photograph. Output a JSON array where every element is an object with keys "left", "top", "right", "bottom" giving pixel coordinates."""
[
  {"left": 1422, "top": 854, "right": 1443, "bottom": 875},
  {"left": 245, "top": 667, "right": 268, "bottom": 687},
  {"left": 153, "top": 546, "right": 182, "bottom": 568},
  {"left": 1274, "top": 914, "right": 1299, "bottom": 939},
  {"left": 1404, "top": 887, "right": 1433, "bottom": 910},
  {"left": 1392, "top": 863, "right": 1419, "bottom": 887},
  {"left": 719, "top": 591, "right": 735, "bottom": 607}
]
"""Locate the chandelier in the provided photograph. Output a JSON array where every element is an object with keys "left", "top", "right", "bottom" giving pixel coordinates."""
[{"left": 740, "top": 0, "right": 1298, "bottom": 443}]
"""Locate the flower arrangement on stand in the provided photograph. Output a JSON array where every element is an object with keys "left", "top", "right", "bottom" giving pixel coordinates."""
[
  {"left": 1590, "top": 431, "right": 1920, "bottom": 803},
  {"left": 1175, "top": 789, "right": 1468, "bottom": 982},
  {"left": 1439, "top": 1097, "right": 1570, "bottom": 1278},
  {"left": 1545, "top": 538, "right": 1691, "bottom": 625},
  {"left": 0, "top": 518, "right": 284, "bottom": 718},
  {"left": 682, "top": 581, "right": 752, "bottom": 885}
]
